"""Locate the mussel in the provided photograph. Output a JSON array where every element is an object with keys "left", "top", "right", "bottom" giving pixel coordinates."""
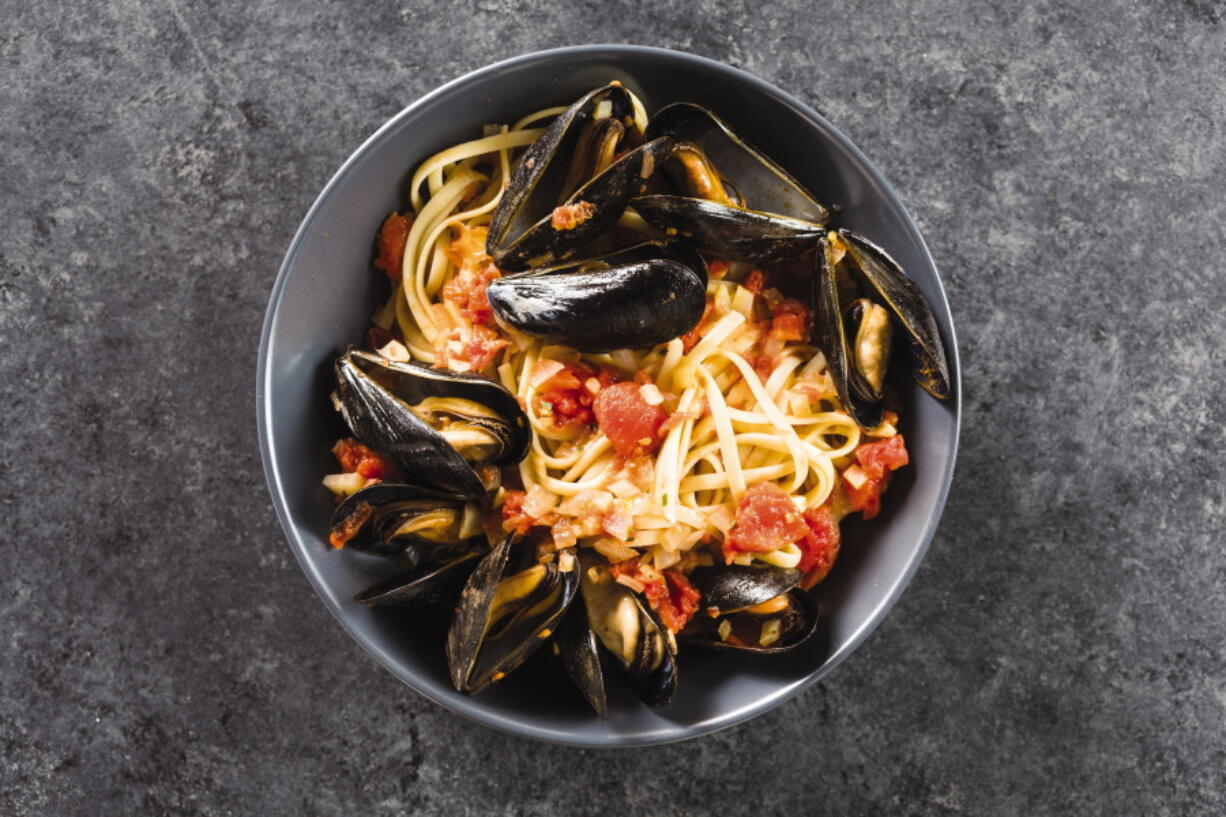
[
  {"left": 561, "top": 552, "right": 678, "bottom": 709},
  {"left": 334, "top": 349, "right": 529, "bottom": 498},
  {"left": 487, "top": 83, "right": 675, "bottom": 270},
  {"left": 631, "top": 102, "right": 829, "bottom": 261},
  {"left": 447, "top": 537, "right": 579, "bottom": 695},
  {"left": 813, "top": 230, "right": 951, "bottom": 428},
  {"left": 681, "top": 564, "right": 818, "bottom": 653},
  {"left": 329, "top": 481, "right": 478, "bottom": 555},
  {"left": 329, "top": 482, "right": 488, "bottom": 608},
  {"left": 486, "top": 241, "right": 708, "bottom": 353}
]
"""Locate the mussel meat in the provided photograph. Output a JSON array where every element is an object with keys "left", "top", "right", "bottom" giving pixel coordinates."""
[
  {"left": 681, "top": 564, "right": 818, "bottom": 653},
  {"left": 334, "top": 349, "right": 529, "bottom": 498},
  {"left": 487, "top": 83, "right": 676, "bottom": 270},
  {"left": 329, "top": 481, "right": 479, "bottom": 555},
  {"left": 567, "top": 552, "right": 678, "bottom": 708},
  {"left": 486, "top": 241, "right": 707, "bottom": 353},
  {"left": 813, "top": 230, "right": 951, "bottom": 428},
  {"left": 447, "top": 537, "right": 579, "bottom": 695},
  {"left": 631, "top": 102, "right": 829, "bottom": 261}
]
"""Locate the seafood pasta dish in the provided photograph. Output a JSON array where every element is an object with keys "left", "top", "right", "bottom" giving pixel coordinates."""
[{"left": 320, "top": 83, "right": 949, "bottom": 713}]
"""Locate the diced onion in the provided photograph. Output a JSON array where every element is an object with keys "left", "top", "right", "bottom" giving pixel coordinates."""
[
  {"left": 639, "top": 383, "right": 664, "bottom": 406},
  {"left": 322, "top": 472, "right": 366, "bottom": 496},
  {"left": 377, "top": 339, "right": 411, "bottom": 362},
  {"left": 843, "top": 464, "right": 869, "bottom": 490}
]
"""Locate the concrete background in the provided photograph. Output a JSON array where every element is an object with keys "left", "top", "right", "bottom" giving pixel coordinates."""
[{"left": 3, "top": 1, "right": 1224, "bottom": 814}]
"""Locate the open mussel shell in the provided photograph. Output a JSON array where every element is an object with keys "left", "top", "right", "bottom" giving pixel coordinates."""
[
  {"left": 681, "top": 589, "right": 818, "bottom": 654},
  {"left": 486, "top": 82, "right": 673, "bottom": 270},
  {"left": 645, "top": 102, "right": 829, "bottom": 226},
  {"left": 555, "top": 596, "right": 608, "bottom": 718},
  {"left": 354, "top": 545, "right": 484, "bottom": 608},
  {"left": 813, "top": 231, "right": 951, "bottom": 429},
  {"left": 631, "top": 102, "right": 829, "bottom": 262},
  {"left": 486, "top": 242, "right": 707, "bottom": 353},
  {"left": 632, "top": 194, "right": 825, "bottom": 262},
  {"left": 329, "top": 481, "right": 477, "bottom": 556},
  {"left": 575, "top": 553, "right": 678, "bottom": 708},
  {"left": 686, "top": 564, "right": 801, "bottom": 616},
  {"left": 446, "top": 537, "right": 579, "bottom": 695},
  {"left": 840, "top": 230, "right": 951, "bottom": 401},
  {"left": 334, "top": 349, "right": 529, "bottom": 498}
]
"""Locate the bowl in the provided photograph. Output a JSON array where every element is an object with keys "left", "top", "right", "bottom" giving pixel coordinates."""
[{"left": 257, "top": 45, "right": 961, "bottom": 747}]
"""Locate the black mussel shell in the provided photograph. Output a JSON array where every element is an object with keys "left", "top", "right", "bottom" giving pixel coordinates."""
[
  {"left": 446, "top": 538, "right": 579, "bottom": 695},
  {"left": 814, "top": 235, "right": 884, "bottom": 429},
  {"left": 577, "top": 553, "right": 678, "bottom": 708},
  {"left": 631, "top": 194, "right": 824, "bottom": 262},
  {"left": 839, "top": 230, "right": 951, "bottom": 401},
  {"left": 354, "top": 545, "right": 484, "bottom": 608},
  {"left": 334, "top": 349, "right": 529, "bottom": 498},
  {"left": 645, "top": 102, "right": 829, "bottom": 226},
  {"left": 813, "top": 231, "right": 952, "bottom": 429},
  {"left": 556, "top": 597, "right": 608, "bottom": 718},
  {"left": 486, "top": 82, "right": 676, "bottom": 270},
  {"left": 680, "top": 589, "right": 818, "bottom": 654},
  {"left": 686, "top": 564, "right": 801, "bottom": 616},
  {"left": 486, "top": 248, "right": 706, "bottom": 353},
  {"left": 329, "top": 481, "right": 472, "bottom": 556},
  {"left": 491, "top": 137, "right": 675, "bottom": 270}
]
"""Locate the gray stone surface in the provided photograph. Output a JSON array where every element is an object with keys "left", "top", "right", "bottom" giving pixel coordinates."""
[{"left": 3, "top": 0, "right": 1225, "bottom": 814}]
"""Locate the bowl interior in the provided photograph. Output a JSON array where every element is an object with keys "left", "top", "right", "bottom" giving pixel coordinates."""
[{"left": 258, "top": 46, "right": 960, "bottom": 747}]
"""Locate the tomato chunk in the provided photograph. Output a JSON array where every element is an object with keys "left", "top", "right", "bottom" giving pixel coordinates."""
[
  {"left": 723, "top": 482, "right": 808, "bottom": 561},
  {"left": 537, "top": 362, "right": 620, "bottom": 428},
  {"left": 650, "top": 571, "right": 701, "bottom": 632},
  {"left": 680, "top": 300, "right": 716, "bottom": 352},
  {"left": 799, "top": 504, "right": 841, "bottom": 589},
  {"left": 332, "top": 438, "right": 399, "bottom": 480},
  {"left": 855, "top": 434, "right": 909, "bottom": 479},
  {"left": 373, "top": 212, "right": 411, "bottom": 281},
  {"left": 593, "top": 381, "right": 668, "bottom": 457},
  {"left": 608, "top": 562, "right": 699, "bottom": 632},
  {"left": 843, "top": 435, "right": 909, "bottom": 520},
  {"left": 500, "top": 490, "right": 536, "bottom": 536},
  {"left": 743, "top": 268, "right": 766, "bottom": 294}
]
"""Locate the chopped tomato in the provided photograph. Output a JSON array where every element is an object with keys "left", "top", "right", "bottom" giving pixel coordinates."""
[
  {"left": 843, "top": 435, "right": 909, "bottom": 520},
  {"left": 332, "top": 438, "right": 399, "bottom": 480},
  {"left": 364, "top": 325, "right": 396, "bottom": 352},
  {"left": 373, "top": 212, "right": 411, "bottom": 281},
  {"left": 707, "top": 259, "right": 730, "bottom": 279},
  {"left": 593, "top": 381, "right": 669, "bottom": 458},
  {"left": 539, "top": 362, "right": 621, "bottom": 428},
  {"left": 743, "top": 268, "right": 766, "bottom": 294},
  {"left": 608, "top": 562, "right": 699, "bottom": 632},
  {"left": 856, "top": 434, "right": 909, "bottom": 478},
  {"left": 680, "top": 300, "right": 716, "bottom": 352},
  {"left": 500, "top": 490, "right": 536, "bottom": 536},
  {"left": 551, "top": 201, "right": 596, "bottom": 230},
  {"left": 723, "top": 482, "right": 808, "bottom": 561},
  {"left": 436, "top": 324, "right": 508, "bottom": 374},
  {"left": 651, "top": 571, "right": 701, "bottom": 632},
  {"left": 799, "top": 504, "right": 841, "bottom": 589},
  {"left": 769, "top": 297, "right": 809, "bottom": 343},
  {"left": 442, "top": 262, "right": 501, "bottom": 326}
]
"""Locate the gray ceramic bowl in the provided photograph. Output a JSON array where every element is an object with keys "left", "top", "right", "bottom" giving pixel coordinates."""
[{"left": 257, "top": 45, "right": 960, "bottom": 747}]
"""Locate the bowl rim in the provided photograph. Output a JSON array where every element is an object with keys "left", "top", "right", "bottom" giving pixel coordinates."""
[{"left": 256, "top": 43, "right": 962, "bottom": 748}]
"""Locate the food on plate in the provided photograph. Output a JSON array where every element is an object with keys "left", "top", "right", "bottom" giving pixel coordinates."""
[{"left": 320, "top": 82, "right": 949, "bottom": 712}]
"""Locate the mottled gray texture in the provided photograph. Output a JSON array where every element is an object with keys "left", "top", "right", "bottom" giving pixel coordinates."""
[{"left": 2, "top": 0, "right": 1224, "bottom": 814}]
